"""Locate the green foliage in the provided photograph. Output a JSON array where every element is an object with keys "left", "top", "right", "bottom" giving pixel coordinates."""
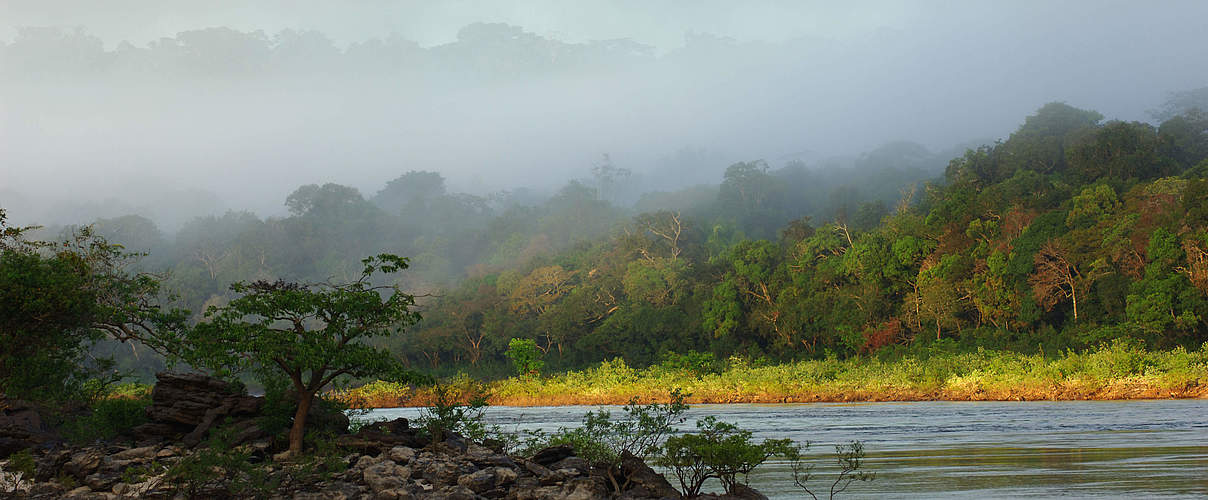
[
  {"left": 415, "top": 379, "right": 491, "bottom": 442},
  {"left": 523, "top": 389, "right": 689, "bottom": 466},
  {"left": 659, "top": 350, "right": 720, "bottom": 377},
  {"left": 4, "top": 449, "right": 35, "bottom": 478},
  {"left": 181, "top": 254, "right": 424, "bottom": 454},
  {"left": 658, "top": 415, "right": 795, "bottom": 495},
  {"left": 60, "top": 396, "right": 151, "bottom": 444},
  {"left": 505, "top": 337, "right": 544, "bottom": 377},
  {"left": 787, "top": 441, "right": 876, "bottom": 500},
  {"left": 164, "top": 426, "right": 260, "bottom": 498}
]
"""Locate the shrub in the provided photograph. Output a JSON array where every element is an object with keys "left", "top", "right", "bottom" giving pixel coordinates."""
[
  {"left": 658, "top": 416, "right": 794, "bottom": 495},
  {"left": 660, "top": 350, "right": 720, "bottom": 377},
  {"left": 787, "top": 441, "right": 876, "bottom": 500},
  {"left": 60, "top": 396, "right": 150, "bottom": 444},
  {"left": 537, "top": 389, "right": 687, "bottom": 464},
  {"left": 415, "top": 379, "right": 491, "bottom": 442},
  {"left": 505, "top": 338, "right": 544, "bottom": 377}
]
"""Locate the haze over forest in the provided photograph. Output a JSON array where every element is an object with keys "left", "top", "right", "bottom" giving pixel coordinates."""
[{"left": 4, "top": 0, "right": 1208, "bottom": 230}]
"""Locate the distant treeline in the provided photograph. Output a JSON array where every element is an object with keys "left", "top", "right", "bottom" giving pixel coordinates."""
[
  {"left": 24, "top": 127, "right": 946, "bottom": 378},
  {"left": 45, "top": 101, "right": 1204, "bottom": 379}
]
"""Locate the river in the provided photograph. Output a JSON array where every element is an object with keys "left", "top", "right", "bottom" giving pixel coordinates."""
[{"left": 361, "top": 400, "right": 1208, "bottom": 498}]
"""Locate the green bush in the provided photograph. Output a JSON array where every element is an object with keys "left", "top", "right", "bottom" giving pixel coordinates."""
[
  {"left": 415, "top": 381, "right": 491, "bottom": 442},
  {"left": 60, "top": 396, "right": 150, "bottom": 444},
  {"left": 505, "top": 338, "right": 544, "bottom": 377},
  {"left": 523, "top": 389, "right": 688, "bottom": 466},
  {"left": 657, "top": 416, "right": 794, "bottom": 496}
]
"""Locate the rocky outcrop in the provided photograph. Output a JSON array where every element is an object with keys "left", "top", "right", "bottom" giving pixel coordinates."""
[
  {"left": 0, "top": 399, "right": 53, "bottom": 459},
  {"left": 131, "top": 372, "right": 265, "bottom": 446},
  {"left": 1, "top": 429, "right": 705, "bottom": 499},
  {"left": 0, "top": 373, "right": 763, "bottom": 499}
]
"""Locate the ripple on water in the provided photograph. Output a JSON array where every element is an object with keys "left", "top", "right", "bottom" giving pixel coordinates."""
[{"left": 360, "top": 399, "right": 1208, "bottom": 499}]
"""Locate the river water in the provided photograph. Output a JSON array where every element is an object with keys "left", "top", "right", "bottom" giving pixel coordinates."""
[{"left": 361, "top": 400, "right": 1208, "bottom": 499}]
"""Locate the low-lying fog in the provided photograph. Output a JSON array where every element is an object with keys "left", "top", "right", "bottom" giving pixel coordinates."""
[{"left": 2, "top": 0, "right": 1207, "bottom": 230}]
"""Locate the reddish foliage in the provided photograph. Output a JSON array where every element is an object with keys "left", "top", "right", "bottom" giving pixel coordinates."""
[{"left": 861, "top": 318, "right": 904, "bottom": 354}]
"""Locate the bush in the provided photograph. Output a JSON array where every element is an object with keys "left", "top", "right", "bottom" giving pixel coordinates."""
[
  {"left": 657, "top": 416, "right": 794, "bottom": 496},
  {"left": 505, "top": 338, "right": 544, "bottom": 377},
  {"left": 60, "top": 396, "right": 150, "bottom": 444},
  {"left": 659, "top": 350, "right": 720, "bottom": 377},
  {"left": 522, "top": 389, "right": 689, "bottom": 466},
  {"left": 787, "top": 441, "right": 876, "bottom": 500},
  {"left": 415, "top": 378, "right": 492, "bottom": 442}
]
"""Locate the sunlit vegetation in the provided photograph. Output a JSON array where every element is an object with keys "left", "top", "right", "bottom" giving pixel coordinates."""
[
  {"left": 338, "top": 340, "right": 1208, "bottom": 407},
  {"left": 6, "top": 99, "right": 1208, "bottom": 406}
]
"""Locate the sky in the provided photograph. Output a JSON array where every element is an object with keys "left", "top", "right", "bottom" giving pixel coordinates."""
[{"left": 2, "top": 1, "right": 1207, "bottom": 229}]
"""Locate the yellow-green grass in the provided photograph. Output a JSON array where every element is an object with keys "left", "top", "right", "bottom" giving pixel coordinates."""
[{"left": 337, "top": 340, "right": 1208, "bottom": 408}]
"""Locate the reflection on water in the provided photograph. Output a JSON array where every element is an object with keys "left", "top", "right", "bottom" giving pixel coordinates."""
[{"left": 363, "top": 400, "right": 1208, "bottom": 499}]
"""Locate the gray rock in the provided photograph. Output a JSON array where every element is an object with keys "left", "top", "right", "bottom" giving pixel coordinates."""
[
  {"left": 363, "top": 462, "right": 410, "bottom": 493},
  {"left": 456, "top": 468, "right": 496, "bottom": 493},
  {"left": 112, "top": 446, "right": 157, "bottom": 461},
  {"left": 531, "top": 444, "right": 574, "bottom": 466},
  {"left": 550, "top": 456, "right": 590, "bottom": 476},
  {"left": 64, "top": 449, "right": 105, "bottom": 479},
  {"left": 422, "top": 460, "right": 466, "bottom": 486},
  {"left": 561, "top": 476, "right": 610, "bottom": 500},
  {"left": 387, "top": 446, "right": 416, "bottom": 464},
  {"left": 619, "top": 450, "right": 682, "bottom": 499},
  {"left": 83, "top": 470, "right": 120, "bottom": 491},
  {"left": 493, "top": 466, "right": 518, "bottom": 485}
]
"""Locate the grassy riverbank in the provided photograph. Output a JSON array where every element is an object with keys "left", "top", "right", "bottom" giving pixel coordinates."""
[{"left": 339, "top": 340, "right": 1208, "bottom": 407}]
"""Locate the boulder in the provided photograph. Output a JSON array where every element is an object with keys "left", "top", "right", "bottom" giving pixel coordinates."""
[
  {"left": 363, "top": 462, "right": 410, "bottom": 493},
  {"left": 619, "top": 450, "right": 682, "bottom": 499},
  {"left": 531, "top": 444, "right": 575, "bottom": 466},
  {"left": 137, "top": 372, "right": 264, "bottom": 447}
]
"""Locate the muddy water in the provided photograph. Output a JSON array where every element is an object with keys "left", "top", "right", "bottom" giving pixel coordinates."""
[{"left": 362, "top": 400, "right": 1208, "bottom": 498}]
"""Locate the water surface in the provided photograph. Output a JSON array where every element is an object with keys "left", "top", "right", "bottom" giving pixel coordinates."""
[{"left": 362, "top": 400, "right": 1208, "bottom": 498}]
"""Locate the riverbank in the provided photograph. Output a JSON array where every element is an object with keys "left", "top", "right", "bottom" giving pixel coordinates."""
[{"left": 339, "top": 341, "right": 1208, "bottom": 407}]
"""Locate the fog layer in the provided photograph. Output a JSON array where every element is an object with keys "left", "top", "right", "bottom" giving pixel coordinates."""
[{"left": 2, "top": 1, "right": 1206, "bottom": 228}]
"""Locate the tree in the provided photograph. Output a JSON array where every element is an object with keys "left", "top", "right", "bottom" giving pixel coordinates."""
[
  {"left": 0, "top": 210, "right": 187, "bottom": 402},
  {"left": 183, "top": 254, "right": 423, "bottom": 455},
  {"left": 1030, "top": 240, "right": 1106, "bottom": 322},
  {"left": 504, "top": 337, "right": 544, "bottom": 376}
]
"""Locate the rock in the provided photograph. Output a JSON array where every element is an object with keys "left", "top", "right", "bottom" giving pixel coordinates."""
[
  {"left": 293, "top": 481, "right": 366, "bottom": 500},
  {"left": 0, "top": 399, "right": 52, "bottom": 459},
  {"left": 531, "top": 444, "right": 575, "bottom": 466},
  {"left": 493, "top": 466, "right": 518, "bottom": 485},
  {"left": 619, "top": 450, "right": 682, "bottom": 499},
  {"left": 725, "top": 483, "right": 769, "bottom": 500},
  {"left": 111, "top": 446, "right": 157, "bottom": 461},
  {"left": 140, "top": 372, "right": 263, "bottom": 446},
  {"left": 431, "top": 485, "right": 478, "bottom": 500},
  {"left": 421, "top": 460, "right": 466, "bottom": 486},
  {"left": 363, "top": 462, "right": 410, "bottom": 493},
  {"left": 83, "top": 470, "right": 120, "bottom": 491},
  {"left": 305, "top": 400, "right": 351, "bottom": 436},
  {"left": 550, "top": 456, "right": 590, "bottom": 476},
  {"left": 387, "top": 446, "right": 416, "bottom": 464},
  {"left": 65, "top": 486, "right": 93, "bottom": 496},
  {"left": 374, "top": 489, "right": 416, "bottom": 500},
  {"left": 355, "top": 454, "right": 382, "bottom": 470},
  {"left": 64, "top": 449, "right": 105, "bottom": 479},
  {"left": 562, "top": 476, "right": 611, "bottom": 500},
  {"left": 457, "top": 468, "right": 496, "bottom": 492}
]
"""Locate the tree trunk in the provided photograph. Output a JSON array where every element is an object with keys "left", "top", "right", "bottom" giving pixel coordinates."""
[
  {"left": 1071, "top": 286, "right": 1078, "bottom": 321},
  {"left": 288, "top": 390, "right": 315, "bottom": 456}
]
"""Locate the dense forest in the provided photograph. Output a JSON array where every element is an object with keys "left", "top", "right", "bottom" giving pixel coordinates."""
[{"left": 21, "top": 99, "right": 1205, "bottom": 380}]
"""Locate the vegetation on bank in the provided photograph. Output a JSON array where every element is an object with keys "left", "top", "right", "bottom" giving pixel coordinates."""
[{"left": 340, "top": 340, "right": 1208, "bottom": 407}]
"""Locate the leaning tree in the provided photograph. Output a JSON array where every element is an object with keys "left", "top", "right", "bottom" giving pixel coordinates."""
[{"left": 185, "top": 254, "right": 424, "bottom": 455}]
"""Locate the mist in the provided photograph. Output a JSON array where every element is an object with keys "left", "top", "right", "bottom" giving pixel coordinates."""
[{"left": 2, "top": 0, "right": 1207, "bottom": 229}]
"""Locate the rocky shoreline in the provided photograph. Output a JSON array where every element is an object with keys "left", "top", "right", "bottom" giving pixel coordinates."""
[{"left": 1, "top": 374, "right": 765, "bottom": 499}]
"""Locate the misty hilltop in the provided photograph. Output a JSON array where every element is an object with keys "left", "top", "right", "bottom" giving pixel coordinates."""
[{"left": 3, "top": 1, "right": 1208, "bottom": 229}]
